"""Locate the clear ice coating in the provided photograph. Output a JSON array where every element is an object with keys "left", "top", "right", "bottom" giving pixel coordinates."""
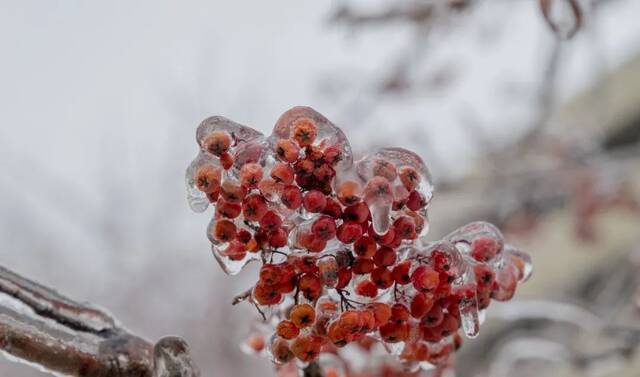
[
  {"left": 184, "top": 107, "right": 532, "bottom": 372},
  {"left": 153, "top": 336, "right": 200, "bottom": 377}
]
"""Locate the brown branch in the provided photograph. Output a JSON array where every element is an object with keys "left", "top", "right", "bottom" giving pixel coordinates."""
[{"left": 0, "top": 265, "right": 199, "bottom": 377}]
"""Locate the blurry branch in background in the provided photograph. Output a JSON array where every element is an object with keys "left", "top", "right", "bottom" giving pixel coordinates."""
[
  {"left": 459, "top": 248, "right": 640, "bottom": 377},
  {"left": 327, "top": 0, "right": 640, "bottom": 239},
  {"left": 539, "top": 0, "right": 583, "bottom": 40},
  {"left": 0, "top": 265, "right": 200, "bottom": 377}
]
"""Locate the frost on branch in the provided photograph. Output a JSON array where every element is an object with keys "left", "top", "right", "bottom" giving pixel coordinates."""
[{"left": 186, "top": 106, "right": 532, "bottom": 375}]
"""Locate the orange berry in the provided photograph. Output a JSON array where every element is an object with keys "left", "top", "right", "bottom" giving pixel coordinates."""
[
  {"left": 297, "top": 273, "right": 322, "bottom": 301},
  {"left": 327, "top": 320, "right": 350, "bottom": 347},
  {"left": 290, "top": 335, "right": 322, "bottom": 362},
  {"left": 253, "top": 282, "right": 282, "bottom": 306},
  {"left": 244, "top": 334, "right": 265, "bottom": 353},
  {"left": 212, "top": 219, "right": 237, "bottom": 243},
  {"left": 399, "top": 166, "right": 420, "bottom": 191},
  {"left": 220, "top": 180, "right": 246, "bottom": 203},
  {"left": 242, "top": 194, "right": 268, "bottom": 222},
  {"left": 194, "top": 165, "right": 221, "bottom": 194},
  {"left": 290, "top": 304, "right": 316, "bottom": 329},
  {"left": 270, "top": 162, "right": 295, "bottom": 185},
  {"left": 338, "top": 310, "right": 362, "bottom": 334},
  {"left": 292, "top": 118, "right": 318, "bottom": 147},
  {"left": 369, "top": 303, "right": 392, "bottom": 327},
  {"left": 202, "top": 131, "right": 231, "bottom": 156},
  {"left": 215, "top": 199, "right": 241, "bottom": 219},
  {"left": 275, "top": 139, "right": 300, "bottom": 163},
  {"left": 239, "top": 162, "right": 263, "bottom": 189},
  {"left": 276, "top": 320, "right": 300, "bottom": 340},
  {"left": 372, "top": 158, "right": 397, "bottom": 181},
  {"left": 271, "top": 338, "right": 294, "bottom": 364}
]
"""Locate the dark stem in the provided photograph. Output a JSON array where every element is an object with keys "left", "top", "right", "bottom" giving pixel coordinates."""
[{"left": 303, "top": 360, "right": 324, "bottom": 377}]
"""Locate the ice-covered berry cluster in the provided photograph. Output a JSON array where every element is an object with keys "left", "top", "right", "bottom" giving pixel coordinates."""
[{"left": 186, "top": 107, "right": 531, "bottom": 374}]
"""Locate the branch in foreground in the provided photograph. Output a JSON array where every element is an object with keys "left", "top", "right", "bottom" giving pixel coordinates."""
[{"left": 0, "top": 265, "right": 199, "bottom": 377}]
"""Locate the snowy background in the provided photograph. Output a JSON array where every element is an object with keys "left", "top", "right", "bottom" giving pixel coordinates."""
[{"left": 2, "top": 1, "right": 640, "bottom": 376}]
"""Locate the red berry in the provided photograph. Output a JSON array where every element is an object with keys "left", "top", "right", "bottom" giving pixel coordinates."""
[
  {"left": 270, "top": 163, "right": 294, "bottom": 185},
  {"left": 259, "top": 210, "right": 282, "bottom": 232},
  {"left": 336, "top": 268, "right": 352, "bottom": 289},
  {"left": 355, "top": 280, "right": 378, "bottom": 298},
  {"left": 399, "top": 166, "right": 420, "bottom": 191},
  {"left": 352, "top": 257, "right": 374, "bottom": 274},
  {"left": 275, "top": 139, "right": 300, "bottom": 163},
  {"left": 343, "top": 202, "right": 370, "bottom": 223},
  {"left": 411, "top": 265, "right": 439, "bottom": 293},
  {"left": 239, "top": 163, "right": 263, "bottom": 189},
  {"left": 268, "top": 227, "right": 288, "bottom": 248},
  {"left": 410, "top": 292, "right": 434, "bottom": 319},
  {"left": 392, "top": 261, "right": 412, "bottom": 285},
  {"left": 422, "top": 303, "right": 444, "bottom": 327},
  {"left": 212, "top": 219, "right": 237, "bottom": 243},
  {"left": 393, "top": 216, "right": 417, "bottom": 240},
  {"left": 406, "top": 190, "right": 426, "bottom": 211},
  {"left": 219, "top": 152, "right": 234, "bottom": 170},
  {"left": 373, "top": 246, "right": 397, "bottom": 267},
  {"left": 220, "top": 181, "right": 247, "bottom": 203},
  {"left": 337, "top": 221, "right": 363, "bottom": 244},
  {"left": 253, "top": 282, "right": 282, "bottom": 306},
  {"left": 298, "top": 273, "right": 322, "bottom": 301},
  {"left": 202, "top": 131, "right": 232, "bottom": 156},
  {"left": 281, "top": 185, "right": 302, "bottom": 209},
  {"left": 370, "top": 267, "right": 394, "bottom": 289},
  {"left": 216, "top": 199, "right": 241, "bottom": 219},
  {"left": 322, "top": 197, "right": 343, "bottom": 218},
  {"left": 194, "top": 165, "right": 222, "bottom": 194},
  {"left": 379, "top": 322, "right": 409, "bottom": 343},
  {"left": 311, "top": 216, "right": 337, "bottom": 241},
  {"left": 474, "top": 264, "right": 496, "bottom": 288},
  {"left": 292, "top": 118, "right": 318, "bottom": 147},
  {"left": 242, "top": 194, "right": 268, "bottom": 222},
  {"left": 260, "top": 264, "right": 282, "bottom": 285},
  {"left": 303, "top": 190, "right": 327, "bottom": 213},
  {"left": 323, "top": 145, "right": 343, "bottom": 166},
  {"left": 471, "top": 237, "right": 500, "bottom": 262},
  {"left": 390, "top": 304, "right": 410, "bottom": 324},
  {"left": 354, "top": 236, "right": 377, "bottom": 258}
]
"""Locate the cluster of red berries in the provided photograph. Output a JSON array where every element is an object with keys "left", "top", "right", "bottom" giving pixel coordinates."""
[{"left": 186, "top": 107, "right": 532, "bottom": 375}]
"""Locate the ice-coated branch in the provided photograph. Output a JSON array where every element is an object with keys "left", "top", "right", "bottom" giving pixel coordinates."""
[
  {"left": 0, "top": 265, "right": 199, "bottom": 377},
  {"left": 0, "top": 265, "right": 117, "bottom": 334}
]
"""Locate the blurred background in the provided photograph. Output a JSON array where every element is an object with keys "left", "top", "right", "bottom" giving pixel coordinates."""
[{"left": 1, "top": 0, "right": 640, "bottom": 376}]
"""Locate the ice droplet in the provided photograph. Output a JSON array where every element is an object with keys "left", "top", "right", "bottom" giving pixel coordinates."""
[
  {"left": 363, "top": 176, "right": 394, "bottom": 235},
  {"left": 196, "top": 115, "right": 263, "bottom": 148},
  {"left": 211, "top": 242, "right": 258, "bottom": 276},
  {"left": 270, "top": 106, "right": 353, "bottom": 170},
  {"left": 504, "top": 244, "right": 533, "bottom": 282},
  {"left": 153, "top": 336, "right": 200, "bottom": 377},
  {"left": 457, "top": 289, "right": 480, "bottom": 338},
  {"left": 185, "top": 152, "right": 219, "bottom": 213}
]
